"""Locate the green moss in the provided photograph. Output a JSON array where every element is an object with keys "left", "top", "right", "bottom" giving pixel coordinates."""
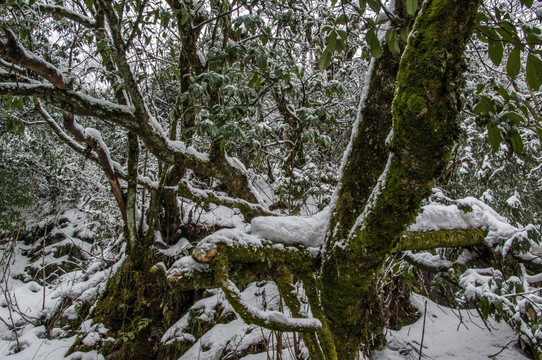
[
  {"left": 73, "top": 246, "right": 197, "bottom": 360},
  {"left": 398, "top": 228, "right": 488, "bottom": 251},
  {"left": 407, "top": 94, "right": 426, "bottom": 114}
]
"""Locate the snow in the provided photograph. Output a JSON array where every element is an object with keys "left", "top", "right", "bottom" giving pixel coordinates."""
[
  {"left": 373, "top": 294, "right": 527, "bottom": 360},
  {"left": 186, "top": 145, "right": 210, "bottom": 161},
  {"left": 167, "top": 255, "right": 212, "bottom": 281},
  {"left": 250, "top": 207, "right": 330, "bottom": 247},
  {"left": 181, "top": 201, "right": 245, "bottom": 229},
  {"left": 157, "top": 238, "right": 191, "bottom": 257},
  {"left": 506, "top": 193, "right": 521, "bottom": 209},
  {"left": 328, "top": 57, "right": 377, "bottom": 215},
  {"left": 408, "top": 196, "right": 527, "bottom": 250}
]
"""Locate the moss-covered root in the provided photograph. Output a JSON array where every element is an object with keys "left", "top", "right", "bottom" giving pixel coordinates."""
[{"left": 320, "top": 0, "right": 481, "bottom": 358}]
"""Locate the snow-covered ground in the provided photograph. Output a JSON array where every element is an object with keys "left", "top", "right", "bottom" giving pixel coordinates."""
[
  {"left": 375, "top": 294, "right": 527, "bottom": 360},
  {"left": 0, "top": 278, "right": 528, "bottom": 360},
  {"left": 0, "top": 203, "right": 533, "bottom": 359}
]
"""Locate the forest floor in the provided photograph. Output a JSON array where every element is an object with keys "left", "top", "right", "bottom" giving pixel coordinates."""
[
  {"left": 0, "top": 257, "right": 529, "bottom": 360},
  {"left": 0, "top": 207, "right": 531, "bottom": 360}
]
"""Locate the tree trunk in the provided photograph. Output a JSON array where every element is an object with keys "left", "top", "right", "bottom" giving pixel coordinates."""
[{"left": 319, "top": 0, "right": 481, "bottom": 358}]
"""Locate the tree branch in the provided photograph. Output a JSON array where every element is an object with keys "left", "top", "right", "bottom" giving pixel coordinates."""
[
  {"left": 0, "top": 82, "right": 136, "bottom": 121},
  {"left": 220, "top": 277, "right": 322, "bottom": 332},
  {"left": 0, "top": 25, "right": 71, "bottom": 89},
  {"left": 61, "top": 111, "right": 127, "bottom": 220},
  {"left": 96, "top": 0, "right": 149, "bottom": 119},
  {"left": 175, "top": 180, "right": 275, "bottom": 220},
  {"left": 214, "top": 257, "right": 322, "bottom": 333},
  {"left": 34, "top": 2, "right": 97, "bottom": 28},
  {"left": 397, "top": 228, "right": 488, "bottom": 252}
]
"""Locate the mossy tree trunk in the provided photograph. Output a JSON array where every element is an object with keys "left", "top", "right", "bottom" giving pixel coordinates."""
[{"left": 319, "top": 0, "right": 481, "bottom": 358}]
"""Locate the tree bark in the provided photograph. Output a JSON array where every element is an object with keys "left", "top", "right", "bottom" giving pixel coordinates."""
[{"left": 320, "top": 0, "right": 481, "bottom": 358}]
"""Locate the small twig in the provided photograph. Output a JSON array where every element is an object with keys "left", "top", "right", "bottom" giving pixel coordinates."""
[
  {"left": 418, "top": 300, "right": 427, "bottom": 360},
  {"left": 475, "top": 308, "right": 493, "bottom": 332},
  {"left": 488, "top": 339, "right": 515, "bottom": 358}
]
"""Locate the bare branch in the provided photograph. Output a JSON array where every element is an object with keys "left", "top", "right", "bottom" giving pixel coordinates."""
[
  {"left": 34, "top": 99, "right": 98, "bottom": 162},
  {"left": 61, "top": 111, "right": 127, "bottom": 218}
]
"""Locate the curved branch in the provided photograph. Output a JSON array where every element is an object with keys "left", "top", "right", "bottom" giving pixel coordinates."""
[
  {"left": 213, "top": 257, "right": 322, "bottom": 333},
  {"left": 34, "top": 99, "right": 97, "bottom": 161},
  {"left": 0, "top": 25, "right": 71, "bottom": 88},
  {"left": 221, "top": 277, "right": 322, "bottom": 332}
]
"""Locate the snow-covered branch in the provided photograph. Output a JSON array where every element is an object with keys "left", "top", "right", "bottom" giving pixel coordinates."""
[
  {"left": 34, "top": 100, "right": 98, "bottom": 162},
  {"left": 220, "top": 277, "right": 322, "bottom": 333},
  {"left": 167, "top": 228, "right": 317, "bottom": 291},
  {"left": 0, "top": 25, "right": 71, "bottom": 89},
  {"left": 176, "top": 181, "right": 275, "bottom": 220},
  {"left": 397, "top": 229, "right": 487, "bottom": 252},
  {"left": 0, "top": 82, "right": 136, "bottom": 121},
  {"left": 33, "top": 2, "right": 97, "bottom": 28}
]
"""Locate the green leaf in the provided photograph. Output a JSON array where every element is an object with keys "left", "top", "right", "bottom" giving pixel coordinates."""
[
  {"left": 500, "top": 111, "right": 524, "bottom": 125},
  {"left": 534, "top": 123, "right": 542, "bottom": 142},
  {"left": 388, "top": 37, "right": 400, "bottom": 54},
  {"left": 367, "top": 0, "right": 380, "bottom": 12},
  {"left": 526, "top": 53, "right": 542, "bottom": 90},
  {"left": 519, "top": 105, "right": 530, "bottom": 119},
  {"left": 509, "top": 134, "right": 523, "bottom": 154},
  {"left": 337, "top": 29, "right": 348, "bottom": 40},
  {"left": 405, "top": 0, "right": 417, "bottom": 17},
  {"left": 327, "top": 31, "right": 338, "bottom": 52},
  {"left": 319, "top": 50, "right": 332, "bottom": 70},
  {"left": 488, "top": 40, "right": 503, "bottom": 66},
  {"left": 496, "top": 86, "right": 509, "bottom": 101},
  {"left": 366, "top": 29, "right": 383, "bottom": 59},
  {"left": 358, "top": 0, "right": 367, "bottom": 14},
  {"left": 181, "top": 12, "right": 189, "bottom": 25},
  {"left": 480, "top": 297, "right": 490, "bottom": 320},
  {"left": 506, "top": 46, "right": 521, "bottom": 78},
  {"left": 400, "top": 25, "right": 410, "bottom": 42},
  {"left": 474, "top": 96, "right": 495, "bottom": 115},
  {"left": 488, "top": 124, "right": 502, "bottom": 152},
  {"left": 336, "top": 14, "right": 348, "bottom": 25},
  {"left": 521, "top": 0, "right": 533, "bottom": 8},
  {"left": 476, "top": 11, "right": 489, "bottom": 23},
  {"left": 386, "top": 31, "right": 400, "bottom": 54}
]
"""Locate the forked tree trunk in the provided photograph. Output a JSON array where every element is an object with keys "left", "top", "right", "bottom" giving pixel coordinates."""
[{"left": 319, "top": 0, "right": 481, "bottom": 358}]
